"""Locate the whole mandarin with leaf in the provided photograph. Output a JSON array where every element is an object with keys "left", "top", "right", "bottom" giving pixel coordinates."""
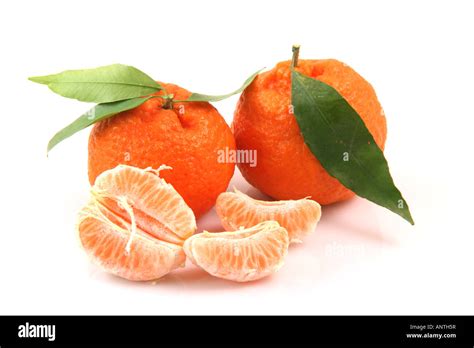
[
  {"left": 233, "top": 59, "right": 387, "bottom": 205},
  {"left": 88, "top": 83, "right": 236, "bottom": 218}
]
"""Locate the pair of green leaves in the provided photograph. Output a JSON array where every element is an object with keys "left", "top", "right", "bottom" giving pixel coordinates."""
[{"left": 29, "top": 64, "right": 261, "bottom": 152}]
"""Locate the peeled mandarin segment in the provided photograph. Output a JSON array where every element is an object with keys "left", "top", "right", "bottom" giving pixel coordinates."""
[
  {"left": 78, "top": 204, "right": 186, "bottom": 281},
  {"left": 216, "top": 189, "right": 321, "bottom": 243},
  {"left": 78, "top": 164, "right": 196, "bottom": 281},
  {"left": 93, "top": 165, "right": 196, "bottom": 245},
  {"left": 183, "top": 221, "right": 290, "bottom": 282}
]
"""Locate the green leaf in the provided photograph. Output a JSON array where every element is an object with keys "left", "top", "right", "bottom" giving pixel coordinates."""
[
  {"left": 185, "top": 69, "right": 263, "bottom": 102},
  {"left": 29, "top": 64, "right": 161, "bottom": 103},
  {"left": 291, "top": 70, "right": 414, "bottom": 224},
  {"left": 47, "top": 97, "right": 152, "bottom": 153}
]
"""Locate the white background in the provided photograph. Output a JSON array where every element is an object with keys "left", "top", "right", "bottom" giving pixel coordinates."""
[{"left": 0, "top": 0, "right": 473, "bottom": 315}]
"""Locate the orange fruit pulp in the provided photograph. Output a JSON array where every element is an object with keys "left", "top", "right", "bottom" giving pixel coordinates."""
[
  {"left": 216, "top": 189, "right": 321, "bottom": 243},
  {"left": 78, "top": 165, "right": 196, "bottom": 281},
  {"left": 184, "top": 221, "right": 290, "bottom": 282}
]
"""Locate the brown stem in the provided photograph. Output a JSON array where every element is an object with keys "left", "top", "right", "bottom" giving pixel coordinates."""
[
  {"left": 162, "top": 94, "right": 174, "bottom": 109},
  {"left": 291, "top": 44, "right": 301, "bottom": 69}
]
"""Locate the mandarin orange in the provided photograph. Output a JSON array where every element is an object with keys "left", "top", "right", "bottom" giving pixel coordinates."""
[
  {"left": 233, "top": 59, "right": 387, "bottom": 204},
  {"left": 88, "top": 83, "right": 236, "bottom": 218}
]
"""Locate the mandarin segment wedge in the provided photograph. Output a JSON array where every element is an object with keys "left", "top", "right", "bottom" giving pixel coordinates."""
[
  {"left": 78, "top": 164, "right": 196, "bottom": 281},
  {"left": 78, "top": 204, "right": 186, "bottom": 281},
  {"left": 183, "top": 221, "right": 290, "bottom": 282},
  {"left": 92, "top": 164, "right": 196, "bottom": 245},
  {"left": 216, "top": 189, "right": 321, "bottom": 243}
]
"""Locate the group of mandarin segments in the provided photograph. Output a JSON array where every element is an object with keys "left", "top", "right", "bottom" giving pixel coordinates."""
[{"left": 78, "top": 55, "right": 387, "bottom": 282}]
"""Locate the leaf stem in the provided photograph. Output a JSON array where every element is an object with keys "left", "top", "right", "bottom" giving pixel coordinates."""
[
  {"left": 171, "top": 99, "right": 192, "bottom": 103},
  {"left": 291, "top": 44, "right": 301, "bottom": 69},
  {"left": 150, "top": 94, "right": 172, "bottom": 100}
]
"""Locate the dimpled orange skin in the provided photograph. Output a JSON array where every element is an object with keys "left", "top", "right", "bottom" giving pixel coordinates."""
[
  {"left": 233, "top": 59, "right": 387, "bottom": 205},
  {"left": 88, "top": 83, "right": 236, "bottom": 218}
]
